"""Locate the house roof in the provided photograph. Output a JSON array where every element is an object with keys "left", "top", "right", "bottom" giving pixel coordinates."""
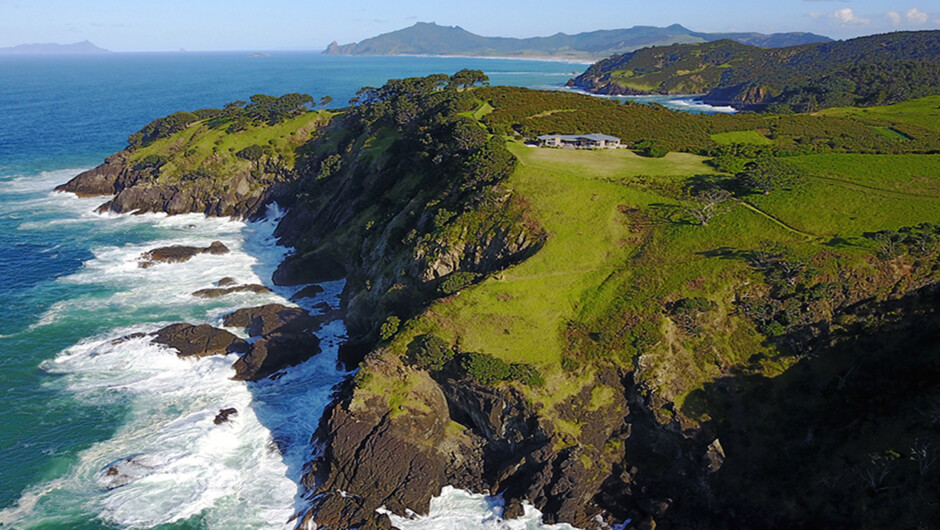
[{"left": 537, "top": 133, "right": 620, "bottom": 142}]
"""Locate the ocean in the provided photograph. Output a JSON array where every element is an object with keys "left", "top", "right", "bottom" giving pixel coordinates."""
[{"left": 0, "top": 52, "right": 721, "bottom": 529}]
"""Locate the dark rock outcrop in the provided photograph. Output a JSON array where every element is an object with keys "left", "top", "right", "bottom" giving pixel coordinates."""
[
  {"left": 290, "top": 284, "right": 325, "bottom": 301},
  {"left": 304, "top": 359, "right": 458, "bottom": 528},
  {"left": 99, "top": 181, "right": 270, "bottom": 218},
  {"left": 213, "top": 407, "right": 238, "bottom": 425},
  {"left": 95, "top": 455, "right": 160, "bottom": 490},
  {"left": 151, "top": 323, "right": 248, "bottom": 357},
  {"left": 139, "top": 241, "right": 229, "bottom": 268},
  {"left": 221, "top": 304, "right": 324, "bottom": 381},
  {"left": 222, "top": 303, "right": 319, "bottom": 337},
  {"left": 272, "top": 252, "right": 346, "bottom": 286},
  {"left": 192, "top": 283, "right": 271, "bottom": 298},
  {"left": 303, "top": 359, "right": 634, "bottom": 528},
  {"left": 55, "top": 152, "right": 134, "bottom": 197},
  {"left": 232, "top": 332, "right": 322, "bottom": 381}
]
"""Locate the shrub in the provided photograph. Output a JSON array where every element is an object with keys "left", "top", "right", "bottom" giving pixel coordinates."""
[
  {"left": 634, "top": 139, "right": 669, "bottom": 158},
  {"left": 459, "top": 352, "right": 512, "bottom": 384},
  {"left": 405, "top": 334, "right": 453, "bottom": 371},
  {"left": 508, "top": 363, "right": 545, "bottom": 387},
  {"left": 236, "top": 144, "right": 265, "bottom": 161},
  {"left": 458, "top": 352, "right": 543, "bottom": 386},
  {"left": 438, "top": 271, "right": 481, "bottom": 295},
  {"left": 379, "top": 315, "right": 400, "bottom": 340},
  {"left": 670, "top": 297, "right": 717, "bottom": 333},
  {"left": 561, "top": 356, "right": 582, "bottom": 372},
  {"left": 134, "top": 154, "right": 167, "bottom": 171}
]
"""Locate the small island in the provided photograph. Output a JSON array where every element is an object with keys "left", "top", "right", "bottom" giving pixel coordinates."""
[{"left": 0, "top": 40, "right": 109, "bottom": 54}]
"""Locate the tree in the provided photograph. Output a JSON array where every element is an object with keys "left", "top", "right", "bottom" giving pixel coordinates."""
[
  {"left": 681, "top": 188, "right": 731, "bottom": 226},
  {"left": 318, "top": 95, "right": 333, "bottom": 109},
  {"left": 738, "top": 155, "right": 804, "bottom": 195},
  {"left": 449, "top": 69, "right": 489, "bottom": 89}
]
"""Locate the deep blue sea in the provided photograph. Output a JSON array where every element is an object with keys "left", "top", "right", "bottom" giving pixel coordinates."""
[{"left": 0, "top": 52, "right": 722, "bottom": 529}]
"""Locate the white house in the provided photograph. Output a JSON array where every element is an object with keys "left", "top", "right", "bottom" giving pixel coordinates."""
[{"left": 536, "top": 133, "right": 621, "bottom": 149}]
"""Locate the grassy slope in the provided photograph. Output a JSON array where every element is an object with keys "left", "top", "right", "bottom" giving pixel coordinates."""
[
  {"left": 130, "top": 112, "right": 330, "bottom": 183},
  {"left": 387, "top": 137, "right": 940, "bottom": 417},
  {"left": 752, "top": 154, "right": 940, "bottom": 237},
  {"left": 814, "top": 95, "right": 940, "bottom": 133}
]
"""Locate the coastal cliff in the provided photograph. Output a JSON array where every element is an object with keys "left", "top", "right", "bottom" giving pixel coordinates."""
[{"left": 57, "top": 78, "right": 940, "bottom": 529}]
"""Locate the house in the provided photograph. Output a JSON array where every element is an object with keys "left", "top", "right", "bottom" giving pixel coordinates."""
[{"left": 536, "top": 133, "right": 621, "bottom": 149}]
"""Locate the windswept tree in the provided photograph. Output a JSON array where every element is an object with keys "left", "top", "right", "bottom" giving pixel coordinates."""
[
  {"left": 449, "top": 69, "right": 489, "bottom": 89},
  {"left": 318, "top": 95, "right": 333, "bottom": 109},
  {"left": 681, "top": 187, "right": 731, "bottom": 226}
]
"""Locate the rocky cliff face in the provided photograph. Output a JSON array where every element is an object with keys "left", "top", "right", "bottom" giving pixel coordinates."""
[
  {"left": 56, "top": 150, "right": 288, "bottom": 218},
  {"left": 302, "top": 350, "right": 748, "bottom": 529}
]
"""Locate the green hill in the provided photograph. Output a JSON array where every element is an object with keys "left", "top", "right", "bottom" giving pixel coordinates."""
[
  {"left": 324, "top": 22, "right": 831, "bottom": 60},
  {"left": 569, "top": 30, "right": 940, "bottom": 111},
  {"left": 62, "top": 77, "right": 940, "bottom": 529}
]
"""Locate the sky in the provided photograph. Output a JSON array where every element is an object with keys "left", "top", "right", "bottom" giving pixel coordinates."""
[{"left": 0, "top": 0, "right": 937, "bottom": 52}]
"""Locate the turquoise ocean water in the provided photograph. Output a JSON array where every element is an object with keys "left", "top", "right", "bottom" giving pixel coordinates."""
[{"left": 0, "top": 53, "right": 724, "bottom": 529}]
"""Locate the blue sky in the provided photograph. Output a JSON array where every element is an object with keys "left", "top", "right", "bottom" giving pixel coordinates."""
[{"left": 0, "top": 0, "right": 937, "bottom": 51}]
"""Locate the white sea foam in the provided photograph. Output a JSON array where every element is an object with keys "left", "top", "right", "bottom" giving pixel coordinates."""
[
  {"left": 665, "top": 98, "right": 737, "bottom": 113},
  {"left": 3, "top": 203, "right": 349, "bottom": 529},
  {"left": 379, "top": 486, "right": 581, "bottom": 530},
  {"left": 0, "top": 168, "right": 89, "bottom": 195},
  {"left": 4, "top": 186, "right": 596, "bottom": 529}
]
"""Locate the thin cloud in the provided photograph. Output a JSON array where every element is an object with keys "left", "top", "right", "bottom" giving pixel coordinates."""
[
  {"left": 832, "top": 8, "right": 870, "bottom": 24},
  {"left": 886, "top": 7, "right": 931, "bottom": 26},
  {"left": 905, "top": 7, "right": 929, "bottom": 23}
]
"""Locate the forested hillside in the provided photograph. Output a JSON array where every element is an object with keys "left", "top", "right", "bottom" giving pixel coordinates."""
[{"left": 569, "top": 30, "right": 940, "bottom": 111}]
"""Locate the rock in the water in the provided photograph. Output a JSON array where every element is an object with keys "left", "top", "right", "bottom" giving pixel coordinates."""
[
  {"left": 232, "top": 332, "right": 321, "bottom": 381},
  {"left": 217, "top": 277, "right": 238, "bottom": 287},
  {"left": 192, "top": 284, "right": 271, "bottom": 299},
  {"left": 95, "top": 455, "right": 160, "bottom": 490},
  {"left": 213, "top": 407, "right": 238, "bottom": 425},
  {"left": 110, "top": 331, "right": 149, "bottom": 345},
  {"left": 272, "top": 252, "right": 345, "bottom": 286},
  {"left": 138, "top": 241, "right": 230, "bottom": 268},
  {"left": 222, "top": 304, "right": 319, "bottom": 337},
  {"left": 204, "top": 241, "right": 228, "bottom": 255},
  {"left": 152, "top": 323, "right": 248, "bottom": 357},
  {"left": 289, "top": 284, "right": 325, "bottom": 301},
  {"left": 503, "top": 498, "right": 526, "bottom": 519}
]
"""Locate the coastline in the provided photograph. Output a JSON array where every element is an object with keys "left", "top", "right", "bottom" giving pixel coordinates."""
[{"left": 323, "top": 52, "right": 596, "bottom": 65}]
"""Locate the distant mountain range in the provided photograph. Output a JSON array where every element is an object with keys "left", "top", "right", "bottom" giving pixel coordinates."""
[
  {"left": 0, "top": 41, "right": 109, "bottom": 54},
  {"left": 323, "top": 22, "right": 832, "bottom": 60}
]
